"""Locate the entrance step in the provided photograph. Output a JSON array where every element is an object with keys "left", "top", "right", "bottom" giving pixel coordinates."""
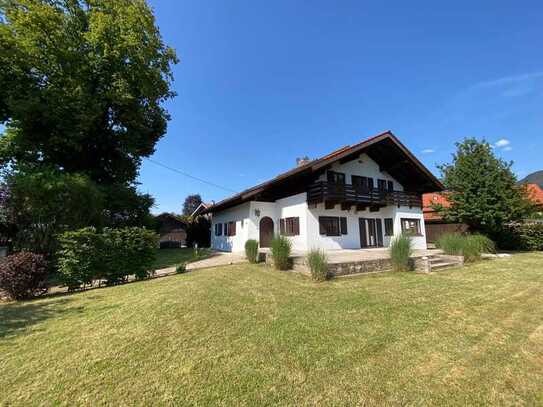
[{"left": 425, "top": 254, "right": 464, "bottom": 272}]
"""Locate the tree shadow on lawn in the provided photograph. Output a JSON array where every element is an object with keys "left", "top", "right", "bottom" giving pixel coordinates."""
[{"left": 0, "top": 298, "right": 86, "bottom": 340}]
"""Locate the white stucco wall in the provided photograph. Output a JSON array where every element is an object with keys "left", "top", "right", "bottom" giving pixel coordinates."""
[
  {"left": 210, "top": 153, "right": 427, "bottom": 252},
  {"left": 210, "top": 203, "right": 250, "bottom": 252}
]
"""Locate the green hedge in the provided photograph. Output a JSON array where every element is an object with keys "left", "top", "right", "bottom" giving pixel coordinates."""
[
  {"left": 509, "top": 222, "right": 543, "bottom": 251},
  {"left": 58, "top": 227, "right": 158, "bottom": 289}
]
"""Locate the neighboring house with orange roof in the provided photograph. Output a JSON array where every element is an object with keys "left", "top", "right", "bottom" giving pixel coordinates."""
[
  {"left": 203, "top": 131, "right": 443, "bottom": 252},
  {"left": 525, "top": 183, "right": 543, "bottom": 212},
  {"left": 422, "top": 183, "right": 543, "bottom": 242}
]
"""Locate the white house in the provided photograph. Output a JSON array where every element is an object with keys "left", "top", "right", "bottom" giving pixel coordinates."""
[{"left": 203, "top": 131, "right": 443, "bottom": 253}]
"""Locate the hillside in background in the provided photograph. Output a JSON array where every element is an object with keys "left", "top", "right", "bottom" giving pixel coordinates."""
[{"left": 519, "top": 170, "right": 543, "bottom": 188}]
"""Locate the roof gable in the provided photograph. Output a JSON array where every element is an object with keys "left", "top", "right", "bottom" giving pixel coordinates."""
[{"left": 205, "top": 131, "right": 444, "bottom": 213}]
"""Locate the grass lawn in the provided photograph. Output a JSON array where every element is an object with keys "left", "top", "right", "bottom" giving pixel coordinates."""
[
  {"left": 151, "top": 247, "right": 211, "bottom": 270},
  {"left": 1, "top": 253, "right": 543, "bottom": 405}
]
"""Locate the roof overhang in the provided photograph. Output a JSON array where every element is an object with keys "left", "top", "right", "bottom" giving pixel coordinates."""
[{"left": 204, "top": 131, "right": 444, "bottom": 214}]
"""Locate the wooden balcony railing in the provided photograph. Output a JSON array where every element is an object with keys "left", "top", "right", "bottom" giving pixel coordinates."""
[{"left": 307, "top": 181, "right": 422, "bottom": 208}]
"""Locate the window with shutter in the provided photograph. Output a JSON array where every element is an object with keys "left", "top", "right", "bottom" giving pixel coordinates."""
[
  {"left": 224, "top": 223, "right": 228, "bottom": 236},
  {"left": 280, "top": 217, "right": 300, "bottom": 236},
  {"left": 378, "top": 179, "right": 387, "bottom": 191},
  {"left": 340, "top": 217, "right": 347, "bottom": 235},
  {"left": 228, "top": 221, "right": 236, "bottom": 236},
  {"left": 384, "top": 218, "right": 394, "bottom": 236},
  {"left": 319, "top": 217, "right": 340, "bottom": 236},
  {"left": 387, "top": 180, "right": 394, "bottom": 192}
]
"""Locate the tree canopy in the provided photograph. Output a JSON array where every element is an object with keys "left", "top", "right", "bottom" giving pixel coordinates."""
[
  {"left": 0, "top": 0, "right": 178, "bottom": 184},
  {"left": 436, "top": 138, "right": 534, "bottom": 236},
  {"left": 0, "top": 0, "right": 177, "bottom": 256},
  {"left": 183, "top": 194, "right": 203, "bottom": 216}
]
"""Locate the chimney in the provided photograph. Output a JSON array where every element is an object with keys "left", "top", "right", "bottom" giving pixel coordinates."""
[{"left": 296, "top": 156, "right": 311, "bottom": 167}]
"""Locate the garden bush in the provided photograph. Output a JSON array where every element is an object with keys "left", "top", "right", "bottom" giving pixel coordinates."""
[
  {"left": 270, "top": 235, "right": 292, "bottom": 270},
  {"left": 58, "top": 228, "right": 104, "bottom": 289},
  {"left": 390, "top": 234, "right": 413, "bottom": 272},
  {"left": 245, "top": 239, "right": 259, "bottom": 263},
  {"left": 307, "top": 249, "right": 328, "bottom": 281},
  {"left": 507, "top": 222, "right": 543, "bottom": 251},
  {"left": 0, "top": 252, "right": 48, "bottom": 300},
  {"left": 176, "top": 263, "right": 187, "bottom": 274},
  {"left": 57, "top": 227, "right": 158, "bottom": 288}
]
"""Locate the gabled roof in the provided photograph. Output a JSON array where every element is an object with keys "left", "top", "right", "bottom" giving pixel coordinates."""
[
  {"left": 190, "top": 202, "right": 213, "bottom": 217},
  {"left": 204, "top": 131, "right": 444, "bottom": 214},
  {"left": 526, "top": 184, "right": 543, "bottom": 207}
]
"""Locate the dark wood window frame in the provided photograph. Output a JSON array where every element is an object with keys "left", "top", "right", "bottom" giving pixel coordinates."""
[
  {"left": 280, "top": 217, "right": 300, "bottom": 236},
  {"left": 384, "top": 218, "right": 394, "bottom": 236},
  {"left": 215, "top": 223, "right": 223, "bottom": 236},
  {"left": 319, "top": 216, "right": 348, "bottom": 236},
  {"left": 401, "top": 218, "right": 422, "bottom": 236}
]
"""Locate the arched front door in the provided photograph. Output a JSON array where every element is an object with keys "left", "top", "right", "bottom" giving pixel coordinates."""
[{"left": 259, "top": 217, "right": 274, "bottom": 248}]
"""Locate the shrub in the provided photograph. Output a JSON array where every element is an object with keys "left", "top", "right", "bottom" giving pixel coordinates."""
[
  {"left": 0, "top": 252, "right": 48, "bottom": 300},
  {"left": 437, "top": 233, "right": 495, "bottom": 262},
  {"left": 307, "top": 249, "right": 328, "bottom": 281},
  {"left": 57, "top": 227, "right": 104, "bottom": 290},
  {"left": 57, "top": 227, "right": 158, "bottom": 288},
  {"left": 245, "top": 239, "right": 259, "bottom": 264},
  {"left": 506, "top": 222, "right": 543, "bottom": 251},
  {"left": 176, "top": 263, "right": 187, "bottom": 274},
  {"left": 270, "top": 235, "right": 291, "bottom": 270},
  {"left": 390, "top": 234, "right": 413, "bottom": 272}
]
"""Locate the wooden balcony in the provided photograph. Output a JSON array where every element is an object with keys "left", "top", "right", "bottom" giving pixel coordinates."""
[{"left": 307, "top": 181, "right": 422, "bottom": 209}]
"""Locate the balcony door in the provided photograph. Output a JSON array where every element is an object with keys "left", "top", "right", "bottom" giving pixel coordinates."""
[
  {"left": 359, "top": 218, "right": 384, "bottom": 248},
  {"left": 327, "top": 171, "right": 345, "bottom": 198}
]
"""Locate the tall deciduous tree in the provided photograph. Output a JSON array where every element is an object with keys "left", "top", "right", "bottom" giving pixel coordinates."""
[
  {"left": 183, "top": 194, "right": 202, "bottom": 216},
  {"left": 437, "top": 138, "right": 534, "bottom": 237},
  {"left": 0, "top": 0, "right": 178, "bottom": 183},
  {"left": 0, "top": 0, "right": 177, "bottom": 254}
]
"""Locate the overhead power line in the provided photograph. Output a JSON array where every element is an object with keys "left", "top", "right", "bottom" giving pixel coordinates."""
[{"left": 145, "top": 157, "right": 238, "bottom": 194}]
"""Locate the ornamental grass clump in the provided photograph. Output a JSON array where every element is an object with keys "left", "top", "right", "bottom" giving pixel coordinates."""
[
  {"left": 245, "top": 239, "right": 259, "bottom": 264},
  {"left": 307, "top": 249, "right": 329, "bottom": 281},
  {"left": 270, "top": 235, "right": 292, "bottom": 270},
  {"left": 436, "top": 233, "right": 465, "bottom": 256},
  {"left": 463, "top": 234, "right": 496, "bottom": 262},
  {"left": 437, "top": 233, "right": 495, "bottom": 263},
  {"left": 389, "top": 234, "right": 413, "bottom": 272}
]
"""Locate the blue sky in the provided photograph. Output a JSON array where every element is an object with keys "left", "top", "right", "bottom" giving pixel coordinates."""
[{"left": 142, "top": 1, "right": 542, "bottom": 213}]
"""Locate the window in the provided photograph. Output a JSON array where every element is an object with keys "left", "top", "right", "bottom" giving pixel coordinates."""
[
  {"left": 215, "top": 223, "right": 223, "bottom": 236},
  {"left": 223, "top": 223, "right": 228, "bottom": 236},
  {"left": 319, "top": 216, "right": 340, "bottom": 236},
  {"left": 280, "top": 217, "right": 300, "bottom": 236},
  {"left": 327, "top": 171, "right": 346, "bottom": 184},
  {"left": 227, "top": 221, "right": 236, "bottom": 236},
  {"left": 378, "top": 179, "right": 387, "bottom": 191},
  {"left": 319, "top": 216, "right": 347, "bottom": 236},
  {"left": 401, "top": 218, "right": 421, "bottom": 236},
  {"left": 384, "top": 218, "right": 394, "bottom": 236},
  {"left": 387, "top": 180, "right": 394, "bottom": 192}
]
